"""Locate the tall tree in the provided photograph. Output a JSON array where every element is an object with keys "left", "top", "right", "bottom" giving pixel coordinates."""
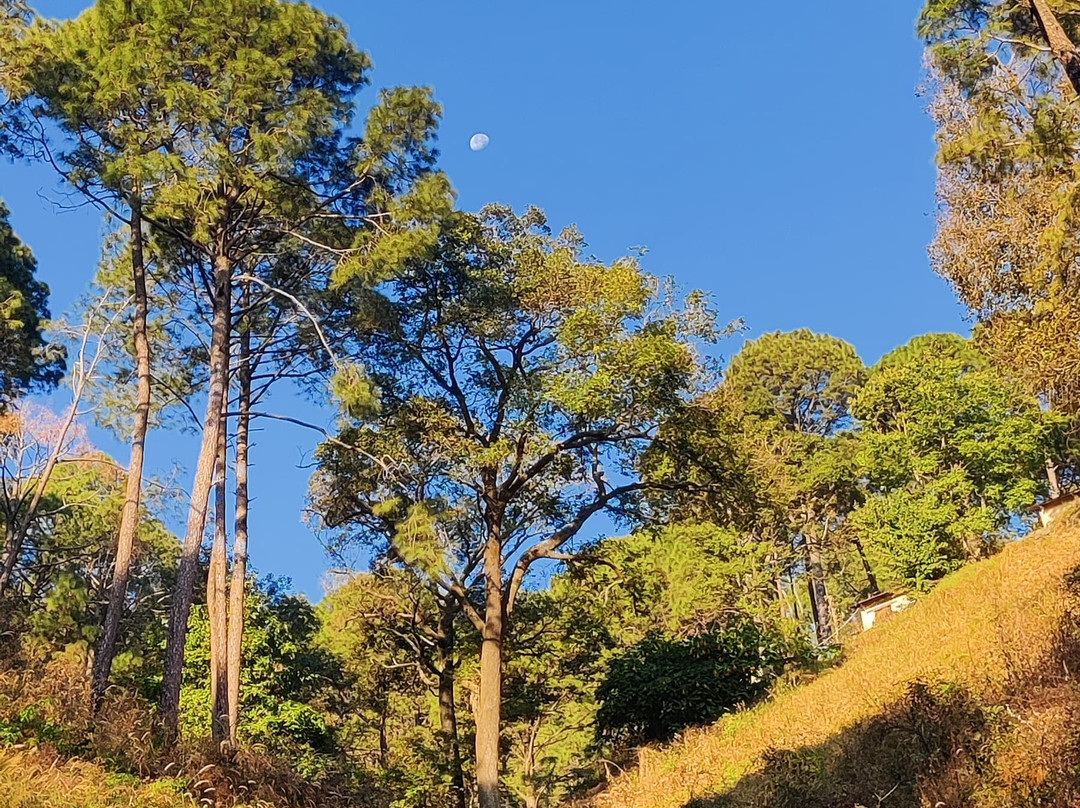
[
  {"left": 851, "top": 334, "right": 1054, "bottom": 587},
  {"left": 721, "top": 330, "right": 866, "bottom": 644},
  {"left": 3, "top": 2, "right": 174, "bottom": 708},
  {"left": 225, "top": 300, "right": 252, "bottom": 750},
  {"left": 91, "top": 212, "right": 151, "bottom": 709},
  {"left": 5, "top": 0, "right": 442, "bottom": 741},
  {"left": 7, "top": 0, "right": 363, "bottom": 737},
  {"left": 312, "top": 205, "right": 713, "bottom": 808},
  {"left": 920, "top": 1, "right": 1080, "bottom": 412}
]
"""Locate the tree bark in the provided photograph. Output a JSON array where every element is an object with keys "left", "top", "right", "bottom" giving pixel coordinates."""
[
  {"left": 378, "top": 702, "right": 389, "bottom": 769},
  {"left": 851, "top": 535, "right": 880, "bottom": 595},
  {"left": 804, "top": 532, "right": 833, "bottom": 645},
  {"left": 159, "top": 254, "right": 231, "bottom": 743},
  {"left": 225, "top": 313, "right": 251, "bottom": 751},
  {"left": 208, "top": 412, "right": 230, "bottom": 747},
  {"left": 92, "top": 197, "right": 151, "bottom": 711},
  {"left": 1047, "top": 457, "right": 1063, "bottom": 499},
  {"left": 437, "top": 605, "right": 467, "bottom": 808},
  {"left": 475, "top": 523, "right": 505, "bottom": 808},
  {"left": 0, "top": 527, "right": 18, "bottom": 597},
  {"left": 522, "top": 719, "right": 541, "bottom": 808},
  {"left": 1029, "top": 0, "right": 1080, "bottom": 98}
]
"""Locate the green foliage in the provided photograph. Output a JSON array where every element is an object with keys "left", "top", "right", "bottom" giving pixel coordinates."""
[
  {"left": 6, "top": 0, "right": 371, "bottom": 205},
  {"left": 182, "top": 579, "right": 346, "bottom": 777},
  {"left": 1, "top": 443, "right": 178, "bottom": 690},
  {"left": 918, "top": 0, "right": 1080, "bottom": 411},
  {"left": 572, "top": 524, "right": 786, "bottom": 639},
  {"left": 0, "top": 200, "right": 63, "bottom": 410},
  {"left": 318, "top": 569, "right": 463, "bottom": 807},
  {"left": 312, "top": 201, "right": 713, "bottom": 659},
  {"left": 595, "top": 620, "right": 788, "bottom": 747},
  {"left": 851, "top": 481, "right": 974, "bottom": 588},
  {"left": 852, "top": 334, "right": 1052, "bottom": 587},
  {"left": 724, "top": 330, "right": 864, "bottom": 437},
  {"left": 0, "top": 704, "right": 81, "bottom": 753}
]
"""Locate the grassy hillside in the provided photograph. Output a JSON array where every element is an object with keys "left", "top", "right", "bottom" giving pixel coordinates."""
[{"left": 589, "top": 521, "right": 1080, "bottom": 808}]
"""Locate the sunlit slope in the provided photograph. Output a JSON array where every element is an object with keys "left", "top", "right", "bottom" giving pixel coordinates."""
[
  {"left": 0, "top": 748, "right": 192, "bottom": 808},
  {"left": 590, "top": 523, "right": 1080, "bottom": 808}
]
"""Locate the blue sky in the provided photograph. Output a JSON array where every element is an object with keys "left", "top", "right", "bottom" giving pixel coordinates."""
[{"left": 1, "top": 1, "right": 965, "bottom": 597}]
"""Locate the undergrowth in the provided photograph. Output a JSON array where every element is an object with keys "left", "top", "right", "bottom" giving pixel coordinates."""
[{"left": 0, "top": 648, "right": 385, "bottom": 808}]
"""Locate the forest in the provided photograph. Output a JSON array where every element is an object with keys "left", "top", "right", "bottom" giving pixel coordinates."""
[{"left": 2, "top": 1, "right": 1080, "bottom": 807}]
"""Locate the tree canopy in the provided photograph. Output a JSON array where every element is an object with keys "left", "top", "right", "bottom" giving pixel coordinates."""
[{"left": 0, "top": 201, "right": 63, "bottom": 411}]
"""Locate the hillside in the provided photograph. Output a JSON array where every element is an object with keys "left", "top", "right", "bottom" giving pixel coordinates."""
[{"left": 589, "top": 520, "right": 1080, "bottom": 808}]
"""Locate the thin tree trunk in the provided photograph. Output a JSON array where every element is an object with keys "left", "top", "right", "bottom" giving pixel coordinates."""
[
  {"left": 437, "top": 604, "right": 467, "bottom": 808},
  {"left": 523, "top": 719, "right": 541, "bottom": 808},
  {"left": 1030, "top": 0, "right": 1080, "bottom": 97},
  {"left": 225, "top": 312, "right": 251, "bottom": 751},
  {"left": 208, "top": 412, "right": 230, "bottom": 747},
  {"left": 476, "top": 526, "right": 505, "bottom": 808},
  {"left": 378, "top": 703, "right": 389, "bottom": 769},
  {"left": 92, "top": 197, "right": 151, "bottom": 711},
  {"left": 159, "top": 254, "right": 231, "bottom": 743},
  {"left": 0, "top": 527, "right": 18, "bottom": 597},
  {"left": 1047, "top": 458, "right": 1062, "bottom": 499},
  {"left": 851, "top": 535, "right": 879, "bottom": 595},
  {"left": 804, "top": 533, "right": 832, "bottom": 645},
  {"left": 788, "top": 572, "right": 801, "bottom": 620}
]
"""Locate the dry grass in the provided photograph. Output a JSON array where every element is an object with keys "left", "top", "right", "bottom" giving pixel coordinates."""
[
  {"left": 0, "top": 747, "right": 192, "bottom": 808},
  {"left": 589, "top": 523, "right": 1080, "bottom": 808}
]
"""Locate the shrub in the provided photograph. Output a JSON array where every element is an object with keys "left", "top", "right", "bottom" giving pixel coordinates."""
[{"left": 595, "top": 620, "right": 787, "bottom": 746}]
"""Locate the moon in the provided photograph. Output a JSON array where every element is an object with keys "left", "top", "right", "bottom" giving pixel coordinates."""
[{"left": 469, "top": 133, "right": 490, "bottom": 152}]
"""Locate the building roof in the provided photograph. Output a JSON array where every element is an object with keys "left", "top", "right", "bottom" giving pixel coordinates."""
[
  {"left": 1038, "top": 491, "right": 1080, "bottom": 511},
  {"left": 855, "top": 591, "right": 898, "bottom": 611}
]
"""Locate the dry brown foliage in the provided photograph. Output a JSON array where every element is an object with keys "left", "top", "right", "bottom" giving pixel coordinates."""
[{"left": 927, "top": 75, "right": 1080, "bottom": 412}]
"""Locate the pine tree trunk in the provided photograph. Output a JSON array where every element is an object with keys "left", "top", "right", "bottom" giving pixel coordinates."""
[
  {"left": 1030, "top": 0, "right": 1080, "bottom": 97},
  {"left": 208, "top": 415, "right": 230, "bottom": 747},
  {"left": 437, "top": 605, "right": 467, "bottom": 808},
  {"left": 805, "top": 533, "right": 833, "bottom": 645},
  {"left": 378, "top": 704, "right": 389, "bottom": 769},
  {"left": 475, "top": 529, "right": 504, "bottom": 808},
  {"left": 92, "top": 197, "right": 152, "bottom": 711},
  {"left": 225, "top": 316, "right": 251, "bottom": 751},
  {"left": 159, "top": 254, "right": 231, "bottom": 743}
]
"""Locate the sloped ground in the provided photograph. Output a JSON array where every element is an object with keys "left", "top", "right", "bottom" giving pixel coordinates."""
[
  {"left": 0, "top": 747, "right": 192, "bottom": 808},
  {"left": 589, "top": 522, "right": 1080, "bottom": 808}
]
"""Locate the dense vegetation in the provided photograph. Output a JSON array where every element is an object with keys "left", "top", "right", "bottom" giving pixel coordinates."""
[{"left": 2, "top": 0, "right": 1080, "bottom": 807}]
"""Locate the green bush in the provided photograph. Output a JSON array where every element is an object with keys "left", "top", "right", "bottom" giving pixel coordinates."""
[{"left": 595, "top": 620, "right": 787, "bottom": 746}]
